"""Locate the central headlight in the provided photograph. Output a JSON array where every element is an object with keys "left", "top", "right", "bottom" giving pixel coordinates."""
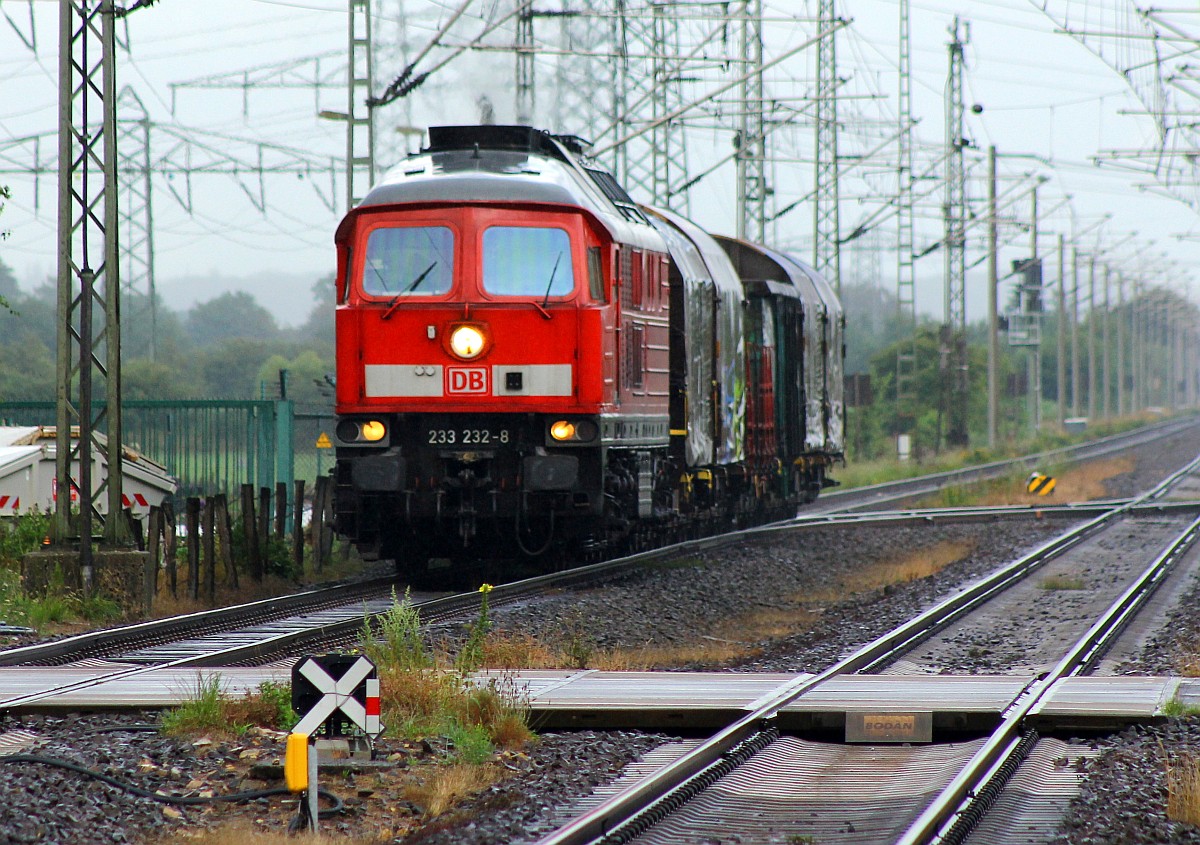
[{"left": 449, "top": 324, "right": 486, "bottom": 359}]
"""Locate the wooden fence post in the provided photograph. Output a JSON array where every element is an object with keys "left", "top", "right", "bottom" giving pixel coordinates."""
[
  {"left": 312, "top": 476, "right": 328, "bottom": 573},
  {"left": 321, "top": 478, "right": 335, "bottom": 566},
  {"left": 213, "top": 494, "right": 238, "bottom": 590},
  {"left": 241, "top": 484, "right": 262, "bottom": 582},
  {"left": 163, "top": 500, "right": 177, "bottom": 599},
  {"left": 145, "top": 506, "right": 162, "bottom": 611},
  {"left": 292, "top": 479, "right": 306, "bottom": 576},
  {"left": 203, "top": 498, "right": 216, "bottom": 605},
  {"left": 275, "top": 481, "right": 287, "bottom": 539},
  {"left": 258, "top": 487, "right": 272, "bottom": 576},
  {"left": 185, "top": 497, "right": 201, "bottom": 601}
]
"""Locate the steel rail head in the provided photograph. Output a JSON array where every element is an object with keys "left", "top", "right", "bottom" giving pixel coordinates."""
[
  {"left": 816, "top": 416, "right": 1196, "bottom": 507},
  {"left": 538, "top": 447, "right": 1200, "bottom": 845},
  {"left": 0, "top": 575, "right": 399, "bottom": 667},
  {"left": 895, "top": 510, "right": 1200, "bottom": 845}
]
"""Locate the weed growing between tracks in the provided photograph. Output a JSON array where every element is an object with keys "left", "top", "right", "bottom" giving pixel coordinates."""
[
  {"left": 1181, "top": 650, "right": 1200, "bottom": 677},
  {"left": 161, "top": 675, "right": 298, "bottom": 738},
  {"left": 469, "top": 538, "right": 982, "bottom": 672},
  {"left": 1040, "top": 575, "right": 1087, "bottom": 591},
  {"left": 362, "top": 585, "right": 534, "bottom": 758}
]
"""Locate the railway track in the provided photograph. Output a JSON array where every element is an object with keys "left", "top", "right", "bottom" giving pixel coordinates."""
[
  {"left": 0, "top": 499, "right": 1114, "bottom": 712},
  {"left": 811, "top": 414, "right": 1198, "bottom": 513},
  {"left": 1, "top": 418, "right": 1198, "bottom": 713},
  {"left": 529, "top": 453, "right": 1200, "bottom": 844},
  {"left": 0, "top": 421, "right": 1197, "bottom": 844}
]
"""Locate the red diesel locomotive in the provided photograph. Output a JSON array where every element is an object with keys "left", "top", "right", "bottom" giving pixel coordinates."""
[{"left": 332, "top": 125, "right": 843, "bottom": 580}]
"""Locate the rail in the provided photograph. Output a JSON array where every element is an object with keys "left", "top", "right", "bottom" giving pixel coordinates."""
[{"left": 534, "top": 449, "right": 1200, "bottom": 845}]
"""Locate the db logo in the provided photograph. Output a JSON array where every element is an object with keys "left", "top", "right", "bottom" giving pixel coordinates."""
[{"left": 446, "top": 367, "right": 489, "bottom": 395}]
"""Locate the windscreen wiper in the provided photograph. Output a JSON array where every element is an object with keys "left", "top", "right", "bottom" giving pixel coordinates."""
[
  {"left": 539, "top": 251, "right": 563, "bottom": 311},
  {"left": 381, "top": 261, "right": 438, "bottom": 320}
]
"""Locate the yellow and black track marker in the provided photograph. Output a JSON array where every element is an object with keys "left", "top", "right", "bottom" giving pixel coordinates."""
[{"left": 1026, "top": 472, "right": 1057, "bottom": 496}]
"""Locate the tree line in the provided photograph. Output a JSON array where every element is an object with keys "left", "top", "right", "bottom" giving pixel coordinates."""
[
  {"left": 2, "top": 256, "right": 1193, "bottom": 463},
  {"left": 0, "top": 259, "right": 335, "bottom": 414}
]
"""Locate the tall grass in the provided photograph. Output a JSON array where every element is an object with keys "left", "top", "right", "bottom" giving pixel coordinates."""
[
  {"left": 361, "top": 588, "right": 533, "bottom": 765},
  {"left": 1167, "top": 753, "right": 1200, "bottom": 827},
  {"left": 161, "top": 675, "right": 297, "bottom": 737},
  {"left": 362, "top": 588, "right": 431, "bottom": 671},
  {"left": 0, "top": 560, "right": 122, "bottom": 631}
]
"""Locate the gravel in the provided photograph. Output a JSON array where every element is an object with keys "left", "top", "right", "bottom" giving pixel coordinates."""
[
  {"left": 471, "top": 520, "right": 1068, "bottom": 674},
  {"left": 0, "top": 712, "right": 203, "bottom": 844},
  {"left": 2, "top": 426, "right": 1199, "bottom": 843},
  {"left": 1051, "top": 719, "right": 1200, "bottom": 845}
]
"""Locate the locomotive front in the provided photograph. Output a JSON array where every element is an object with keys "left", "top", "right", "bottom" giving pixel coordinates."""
[{"left": 331, "top": 126, "right": 667, "bottom": 575}]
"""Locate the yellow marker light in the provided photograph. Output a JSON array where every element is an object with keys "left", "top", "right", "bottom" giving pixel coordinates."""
[
  {"left": 285, "top": 733, "right": 310, "bottom": 792},
  {"left": 449, "top": 324, "right": 486, "bottom": 359},
  {"left": 360, "top": 420, "right": 387, "bottom": 442},
  {"left": 549, "top": 420, "right": 576, "bottom": 441}
]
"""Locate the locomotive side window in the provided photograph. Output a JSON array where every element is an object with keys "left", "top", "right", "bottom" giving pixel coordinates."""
[
  {"left": 587, "top": 247, "right": 605, "bottom": 301},
  {"left": 619, "top": 247, "right": 634, "bottom": 305},
  {"left": 626, "top": 323, "right": 645, "bottom": 388},
  {"left": 482, "top": 227, "right": 575, "bottom": 297},
  {"left": 631, "top": 250, "right": 644, "bottom": 308},
  {"left": 362, "top": 226, "right": 454, "bottom": 297}
]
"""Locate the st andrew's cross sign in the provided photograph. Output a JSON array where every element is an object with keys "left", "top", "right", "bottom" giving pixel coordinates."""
[{"left": 291, "top": 654, "right": 382, "bottom": 738}]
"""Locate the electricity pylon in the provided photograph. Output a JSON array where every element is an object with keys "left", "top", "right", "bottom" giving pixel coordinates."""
[
  {"left": 943, "top": 17, "right": 969, "bottom": 446},
  {"left": 813, "top": 0, "right": 840, "bottom": 291},
  {"left": 56, "top": 0, "right": 130, "bottom": 586}
]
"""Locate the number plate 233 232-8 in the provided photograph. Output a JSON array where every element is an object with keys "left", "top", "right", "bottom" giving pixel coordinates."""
[{"left": 426, "top": 428, "right": 511, "bottom": 446}]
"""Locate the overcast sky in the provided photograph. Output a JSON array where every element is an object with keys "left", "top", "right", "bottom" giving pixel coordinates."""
[{"left": 0, "top": 0, "right": 1195, "bottom": 323}]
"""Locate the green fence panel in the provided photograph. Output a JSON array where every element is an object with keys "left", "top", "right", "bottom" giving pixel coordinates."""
[{"left": 0, "top": 400, "right": 297, "bottom": 514}]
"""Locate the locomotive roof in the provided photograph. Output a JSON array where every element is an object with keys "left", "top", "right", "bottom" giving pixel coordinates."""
[
  {"left": 711, "top": 235, "right": 801, "bottom": 300},
  {"left": 358, "top": 125, "right": 663, "bottom": 251}
]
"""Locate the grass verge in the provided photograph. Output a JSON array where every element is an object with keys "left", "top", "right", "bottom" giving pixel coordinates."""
[{"left": 837, "top": 414, "right": 1153, "bottom": 491}]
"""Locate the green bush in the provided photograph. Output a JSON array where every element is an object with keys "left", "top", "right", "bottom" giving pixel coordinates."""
[
  {"left": 443, "top": 721, "right": 495, "bottom": 765},
  {"left": 161, "top": 674, "right": 237, "bottom": 736},
  {"left": 257, "top": 680, "right": 299, "bottom": 731},
  {"left": 0, "top": 508, "right": 51, "bottom": 567}
]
